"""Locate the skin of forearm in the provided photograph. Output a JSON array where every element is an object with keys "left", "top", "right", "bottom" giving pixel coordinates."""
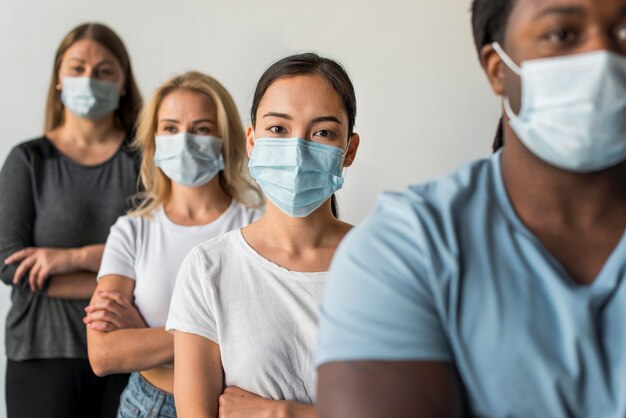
[
  {"left": 47, "top": 271, "right": 97, "bottom": 299},
  {"left": 283, "top": 401, "right": 316, "bottom": 418},
  {"left": 71, "top": 244, "right": 105, "bottom": 272},
  {"left": 88, "top": 327, "right": 173, "bottom": 376}
]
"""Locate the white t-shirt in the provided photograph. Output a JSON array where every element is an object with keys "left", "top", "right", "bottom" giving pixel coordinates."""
[
  {"left": 166, "top": 229, "right": 327, "bottom": 404},
  {"left": 98, "top": 201, "right": 262, "bottom": 328}
]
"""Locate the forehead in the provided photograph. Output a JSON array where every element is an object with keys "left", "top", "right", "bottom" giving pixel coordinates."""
[
  {"left": 259, "top": 74, "right": 346, "bottom": 119},
  {"left": 158, "top": 89, "right": 216, "bottom": 118},
  {"left": 63, "top": 38, "right": 120, "bottom": 65},
  {"left": 509, "top": 0, "right": 626, "bottom": 22}
]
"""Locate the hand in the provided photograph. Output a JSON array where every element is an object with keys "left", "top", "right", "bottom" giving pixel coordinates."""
[
  {"left": 5, "top": 247, "right": 79, "bottom": 291},
  {"left": 84, "top": 290, "right": 147, "bottom": 332},
  {"left": 219, "top": 387, "right": 285, "bottom": 418}
]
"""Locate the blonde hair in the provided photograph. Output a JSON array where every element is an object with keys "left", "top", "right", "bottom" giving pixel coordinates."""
[
  {"left": 45, "top": 22, "right": 142, "bottom": 133},
  {"left": 129, "top": 71, "right": 263, "bottom": 217}
]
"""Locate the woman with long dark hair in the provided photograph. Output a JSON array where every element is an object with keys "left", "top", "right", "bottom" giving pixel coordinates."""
[{"left": 0, "top": 22, "right": 142, "bottom": 418}]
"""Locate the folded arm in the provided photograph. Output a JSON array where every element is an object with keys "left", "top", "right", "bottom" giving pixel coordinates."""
[
  {"left": 86, "top": 274, "right": 173, "bottom": 376},
  {"left": 317, "top": 361, "right": 464, "bottom": 418},
  {"left": 174, "top": 331, "right": 223, "bottom": 418}
]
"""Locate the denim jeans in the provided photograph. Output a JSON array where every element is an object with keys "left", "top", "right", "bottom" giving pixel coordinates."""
[{"left": 117, "top": 372, "right": 176, "bottom": 418}]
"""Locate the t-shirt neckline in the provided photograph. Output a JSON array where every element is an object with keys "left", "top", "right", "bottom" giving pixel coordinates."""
[
  {"left": 234, "top": 229, "right": 328, "bottom": 280},
  {"left": 156, "top": 200, "right": 238, "bottom": 233},
  {"left": 491, "top": 149, "right": 626, "bottom": 291}
]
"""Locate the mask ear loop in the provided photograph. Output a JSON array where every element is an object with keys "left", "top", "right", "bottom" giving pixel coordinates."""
[
  {"left": 492, "top": 42, "right": 522, "bottom": 121},
  {"left": 341, "top": 135, "right": 353, "bottom": 179},
  {"left": 492, "top": 42, "right": 522, "bottom": 76}
]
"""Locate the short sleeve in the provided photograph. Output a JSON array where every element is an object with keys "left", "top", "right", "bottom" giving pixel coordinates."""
[
  {"left": 97, "top": 216, "right": 139, "bottom": 280},
  {"left": 316, "top": 192, "right": 452, "bottom": 366},
  {"left": 0, "top": 145, "right": 35, "bottom": 286},
  {"left": 166, "top": 247, "right": 218, "bottom": 343}
]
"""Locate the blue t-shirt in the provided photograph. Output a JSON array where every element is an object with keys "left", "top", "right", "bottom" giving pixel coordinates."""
[{"left": 317, "top": 151, "right": 626, "bottom": 418}]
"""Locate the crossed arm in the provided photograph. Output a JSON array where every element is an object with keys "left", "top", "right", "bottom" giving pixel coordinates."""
[
  {"left": 316, "top": 360, "right": 466, "bottom": 418},
  {"left": 3, "top": 244, "right": 104, "bottom": 299},
  {"left": 86, "top": 274, "right": 174, "bottom": 376},
  {"left": 174, "top": 331, "right": 315, "bottom": 418}
]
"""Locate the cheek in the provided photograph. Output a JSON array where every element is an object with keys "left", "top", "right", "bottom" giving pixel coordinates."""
[{"left": 504, "top": 70, "right": 523, "bottom": 112}]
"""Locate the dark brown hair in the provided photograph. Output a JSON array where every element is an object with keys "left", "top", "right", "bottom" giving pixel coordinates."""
[
  {"left": 251, "top": 52, "right": 357, "bottom": 136},
  {"left": 250, "top": 52, "right": 357, "bottom": 218},
  {"left": 45, "top": 22, "right": 142, "bottom": 134},
  {"left": 471, "top": 0, "right": 517, "bottom": 151}
]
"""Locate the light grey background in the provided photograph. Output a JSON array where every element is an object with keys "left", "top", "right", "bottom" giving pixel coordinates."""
[{"left": 0, "top": 0, "right": 500, "bottom": 415}]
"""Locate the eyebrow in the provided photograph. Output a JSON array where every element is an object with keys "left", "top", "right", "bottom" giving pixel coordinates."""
[
  {"left": 262, "top": 112, "right": 342, "bottom": 125},
  {"left": 159, "top": 118, "right": 216, "bottom": 124},
  {"left": 67, "top": 57, "right": 115, "bottom": 66},
  {"left": 311, "top": 116, "right": 342, "bottom": 125},
  {"left": 533, "top": 5, "right": 587, "bottom": 20},
  {"left": 263, "top": 112, "right": 292, "bottom": 120}
]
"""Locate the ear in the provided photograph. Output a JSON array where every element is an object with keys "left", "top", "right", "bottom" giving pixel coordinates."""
[
  {"left": 343, "top": 133, "right": 360, "bottom": 168},
  {"left": 480, "top": 44, "right": 506, "bottom": 96},
  {"left": 246, "top": 124, "right": 255, "bottom": 159}
]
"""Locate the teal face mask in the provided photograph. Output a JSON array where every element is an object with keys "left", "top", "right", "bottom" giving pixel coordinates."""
[
  {"left": 248, "top": 137, "right": 346, "bottom": 218},
  {"left": 60, "top": 77, "right": 120, "bottom": 120},
  {"left": 154, "top": 132, "right": 225, "bottom": 187}
]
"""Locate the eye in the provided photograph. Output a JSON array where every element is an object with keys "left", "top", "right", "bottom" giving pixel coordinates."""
[
  {"left": 543, "top": 28, "right": 579, "bottom": 45},
  {"left": 161, "top": 125, "right": 178, "bottom": 134},
  {"left": 97, "top": 67, "right": 114, "bottom": 78},
  {"left": 194, "top": 126, "right": 212, "bottom": 135},
  {"left": 313, "top": 129, "right": 337, "bottom": 139},
  {"left": 70, "top": 66, "right": 85, "bottom": 74},
  {"left": 268, "top": 126, "right": 286, "bottom": 135}
]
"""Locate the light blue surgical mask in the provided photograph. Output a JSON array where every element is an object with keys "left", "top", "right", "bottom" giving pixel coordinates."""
[
  {"left": 248, "top": 137, "right": 347, "bottom": 218},
  {"left": 493, "top": 42, "right": 626, "bottom": 172},
  {"left": 154, "top": 132, "right": 225, "bottom": 187},
  {"left": 60, "top": 77, "right": 120, "bottom": 120}
]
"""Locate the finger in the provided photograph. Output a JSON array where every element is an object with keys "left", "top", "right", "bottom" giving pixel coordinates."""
[
  {"left": 36, "top": 266, "right": 50, "bottom": 291},
  {"left": 28, "top": 262, "right": 42, "bottom": 291},
  {"left": 13, "top": 256, "right": 36, "bottom": 284},
  {"left": 86, "top": 310, "right": 124, "bottom": 327},
  {"left": 85, "top": 299, "right": 125, "bottom": 315},
  {"left": 97, "top": 291, "right": 132, "bottom": 308},
  {"left": 5, "top": 248, "right": 35, "bottom": 264},
  {"left": 87, "top": 321, "right": 116, "bottom": 332}
]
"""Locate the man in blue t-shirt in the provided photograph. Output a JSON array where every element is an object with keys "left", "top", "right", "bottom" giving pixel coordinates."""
[{"left": 316, "top": 0, "right": 626, "bottom": 417}]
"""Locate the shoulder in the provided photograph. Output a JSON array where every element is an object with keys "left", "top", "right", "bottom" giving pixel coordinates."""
[
  {"left": 109, "top": 213, "right": 152, "bottom": 243},
  {"left": 335, "top": 156, "right": 497, "bottom": 278},
  {"left": 193, "top": 229, "right": 242, "bottom": 260},
  {"left": 231, "top": 201, "right": 265, "bottom": 223},
  {"left": 4, "top": 137, "right": 54, "bottom": 164}
]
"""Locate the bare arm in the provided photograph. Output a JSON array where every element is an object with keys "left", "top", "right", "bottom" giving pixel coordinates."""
[
  {"left": 174, "top": 331, "right": 223, "bottom": 418},
  {"left": 86, "top": 274, "right": 173, "bottom": 376},
  {"left": 219, "top": 386, "right": 315, "bottom": 418},
  {"left": 47, "top": 271, "right": 97, "bottom": 299},
  {"left": 317, "top": 361, "right": 465, "bottom": 418},
  {"left": 6, "top": 244, "right": 105, "bottom": 295}
]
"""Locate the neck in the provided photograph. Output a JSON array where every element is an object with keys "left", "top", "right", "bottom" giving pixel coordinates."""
[
  {"left": 165, "top": 175, "right": 232, "bottom": 221},
  {"left": 57, "top": 110, "right": 120, "bottom": 146},
  {"left": 501, "top": 122, "right": 626, "bottom": 227},
  {"left": 255, "top": 200, "right": 340, "bottom": 252}
]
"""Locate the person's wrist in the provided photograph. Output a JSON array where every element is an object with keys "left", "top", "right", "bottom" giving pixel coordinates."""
[
  {"left": 68, "top": 247, "right": 86, "bottom": 270},
  {"left": 274, "top": 400, "right": 291, "bottom": 418}
]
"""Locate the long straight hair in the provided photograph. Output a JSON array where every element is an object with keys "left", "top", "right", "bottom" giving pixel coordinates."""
[
  {"left": 129, "top": 71, "right": 263, "bottom": 217},
  {"left": 44, "top": 22, "right": 142, "bottom": 134}
]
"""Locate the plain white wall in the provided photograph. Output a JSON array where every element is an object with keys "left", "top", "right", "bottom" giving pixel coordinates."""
[{"left": 0, "top": 0, "right": 500, "bottom": 416}]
